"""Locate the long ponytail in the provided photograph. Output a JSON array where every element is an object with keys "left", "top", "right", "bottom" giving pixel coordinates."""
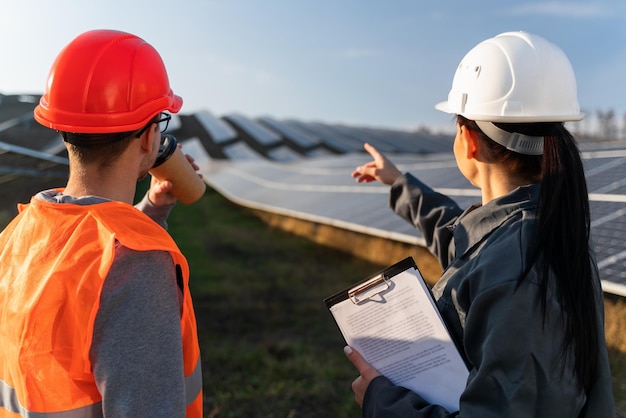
[{"left": 537, "top": 126, "right": 599, "bottom": 393}]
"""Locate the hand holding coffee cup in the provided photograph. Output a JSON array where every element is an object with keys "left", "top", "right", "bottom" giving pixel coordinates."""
[{"left": 149, "top": 134, "right": 206, "bottom": 204}]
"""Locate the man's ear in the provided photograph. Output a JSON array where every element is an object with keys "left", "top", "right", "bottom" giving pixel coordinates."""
[
  {"left": 138, "top": 123, "right": 157, "bottom": 154},
  {"left": 460, "top": 125, "right": 479, "bottom": 159}
]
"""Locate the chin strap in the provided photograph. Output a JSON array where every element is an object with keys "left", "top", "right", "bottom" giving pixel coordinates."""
[{"left": 475, "top": 121, "right": 544, "bottom": 155}]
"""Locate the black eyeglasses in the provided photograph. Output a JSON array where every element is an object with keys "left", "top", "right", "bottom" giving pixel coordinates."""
[{"left": 135, "top": 112, "right": 172, "bottom": 138}]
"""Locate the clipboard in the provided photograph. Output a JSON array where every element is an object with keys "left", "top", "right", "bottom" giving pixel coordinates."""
[
  {"left": 324, "top": 256, "right": 469, "bottom": 412},
  {"left": 324, "top": 257, "right": 419, "bottom": 308}
]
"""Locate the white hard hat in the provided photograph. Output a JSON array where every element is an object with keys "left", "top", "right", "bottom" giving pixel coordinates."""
[{"left": 435, "top": 31, "right": 584, "bottom": 123}]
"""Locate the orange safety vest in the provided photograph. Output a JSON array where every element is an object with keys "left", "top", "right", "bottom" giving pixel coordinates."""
[{"left": 0, "top": 197, "right": 202, "bottom": 417}]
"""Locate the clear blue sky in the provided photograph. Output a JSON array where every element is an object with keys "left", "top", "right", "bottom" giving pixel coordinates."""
[{"left": 1, "top": 0, "right": 624, "bottom": 132}]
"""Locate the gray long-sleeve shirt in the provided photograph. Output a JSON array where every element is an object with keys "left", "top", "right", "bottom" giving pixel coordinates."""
[
  {"left": 37, "top": 190, "right": 186, "bottom": 418},
  {"left": 361, "top": 174, "right": 616, "bottom": 418}
]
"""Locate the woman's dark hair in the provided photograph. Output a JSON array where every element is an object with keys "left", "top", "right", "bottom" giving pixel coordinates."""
[{"left": 458, "top": 115, "right": 599, "bottom": 393}]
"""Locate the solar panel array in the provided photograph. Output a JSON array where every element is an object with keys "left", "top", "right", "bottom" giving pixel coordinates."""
[{"left": 2, "top": 95, "right": 625, "bottom": 296}]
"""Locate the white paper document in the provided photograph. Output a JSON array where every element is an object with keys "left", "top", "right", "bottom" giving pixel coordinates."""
[{"left": 325, "top": 257, "right": 469, "bottom": 412}]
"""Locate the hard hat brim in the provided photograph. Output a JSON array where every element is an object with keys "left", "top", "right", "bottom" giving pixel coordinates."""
[
  {"left": 434, "top": 100, "right": 585, "bottom": 123},
  {"left": 35, "top": 92, "right": 183, "bottom": 134}
]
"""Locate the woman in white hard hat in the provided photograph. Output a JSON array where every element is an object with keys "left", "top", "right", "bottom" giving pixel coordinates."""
[{"left": 345, "top": 32, "right": 615, "bottom": 417}]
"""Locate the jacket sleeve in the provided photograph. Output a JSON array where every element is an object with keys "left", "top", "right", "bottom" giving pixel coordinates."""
[
  {"left": 90, "top": 247, "right": 186, "bottom": 418},
  {"left": 389, "top": 173, "right": 463, "bottom": 269},
  {"left": 135, "top": 192, "right": 175, "bottom": 230},
  {"left": 363, "top": 376, "right": 459, "bottom": 418}
]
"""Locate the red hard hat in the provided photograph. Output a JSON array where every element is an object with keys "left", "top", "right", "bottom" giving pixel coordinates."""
[{"left": 34, "top": 29, "right": 182, "bottom": 134}]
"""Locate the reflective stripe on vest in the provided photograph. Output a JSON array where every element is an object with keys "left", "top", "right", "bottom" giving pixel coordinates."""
[
  {"left": 0, "top": 379, "right": 103, "bottom": 417},
  {"left": 1, "top": 361, "right": 201, "bottom": 418},
  {"left": 185, "top": 359, "right": 203, "bottom": 407},
  {"left": 0, "top": 197, "right": 202, "bottom": 417}
]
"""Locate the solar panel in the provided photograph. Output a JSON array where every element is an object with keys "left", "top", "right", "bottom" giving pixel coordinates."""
[
  {"left": 257, "top": 117, "right": 321, "bottom": 149},
  {"left": 194, "top": 110, "right": 238, "bottom": 144},
  {"left": 224, "top": 113, "right": 282, "bottom": 147}
]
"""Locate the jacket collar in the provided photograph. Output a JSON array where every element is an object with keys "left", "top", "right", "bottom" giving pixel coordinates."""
[{"left": 452, "top": 184, "right": 540, "bottom": 258}]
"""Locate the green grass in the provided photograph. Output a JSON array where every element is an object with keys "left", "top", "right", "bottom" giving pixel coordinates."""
[{"left": 165, "top": 187, "right": 384, "bottom": 417}]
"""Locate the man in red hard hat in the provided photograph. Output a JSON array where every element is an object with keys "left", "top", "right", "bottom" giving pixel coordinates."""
[{"left": 0, "top": 30, "right": 203, "bottom": 418}]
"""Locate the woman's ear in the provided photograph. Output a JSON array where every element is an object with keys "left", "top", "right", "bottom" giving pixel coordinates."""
[{"left": 460, "top": 125, "right": 479, "bottom": 159}]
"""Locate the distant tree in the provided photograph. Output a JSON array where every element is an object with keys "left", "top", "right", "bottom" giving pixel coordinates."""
[
  {"left": 571, "top": 109, "right": 587, "bottom": 137},
  {"left": 597, "top": 109, "right": 617, "bottom": 140},
  {"left": 416, "top": 125, "right": 431, "bottom": 134}
]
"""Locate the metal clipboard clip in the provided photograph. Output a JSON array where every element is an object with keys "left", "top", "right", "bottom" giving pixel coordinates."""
[{"left": 348, "top": 273, "right": 392, "bottom": 304}]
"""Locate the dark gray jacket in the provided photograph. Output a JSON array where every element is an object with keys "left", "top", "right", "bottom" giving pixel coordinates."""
[{"left": 362, "top": 174, "right": 615, "bottom": 417}]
